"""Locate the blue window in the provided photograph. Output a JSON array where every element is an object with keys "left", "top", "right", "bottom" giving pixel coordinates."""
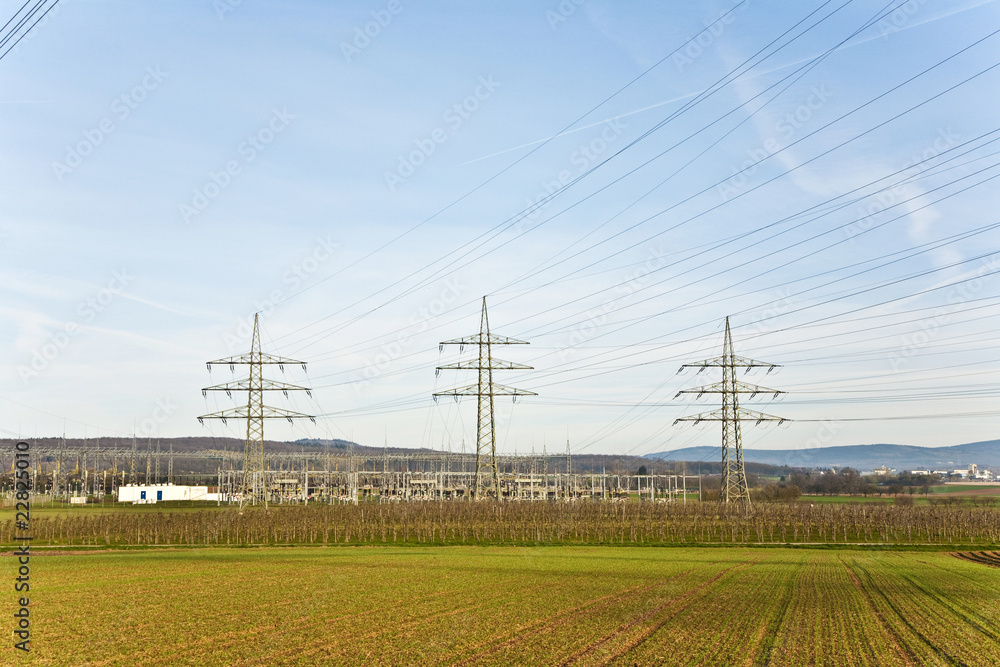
[{"left": 140, "top": 491, "right": 146, "bottom": 500}]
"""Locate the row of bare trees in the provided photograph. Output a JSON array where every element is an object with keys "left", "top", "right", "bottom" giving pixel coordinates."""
[{"left": 4, "top": 501, "right": 1000, "bottom": 547}]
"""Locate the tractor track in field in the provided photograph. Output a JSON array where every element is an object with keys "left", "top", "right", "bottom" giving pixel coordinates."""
[
  {"left": 895, "top": 570, "right": 1000, "bottom": 646},
  {"left": 594, "top": 562, "right": 758, "bottom": 666},
  {"left": 753, "top": 557, "right": 804, "bottom": 666},
  {"left": 445, "top": 566, "right": 710, "bottom": 666},
  {"left": 952, "top": 550, "right": 1000, "bottom": 568},
  {"left": 556, "top": 559, "right": 758, "bottom": 666},
  {"left": 840, "top": 556, "right": 918, "bottom": 666},
  {"left": 849, "top": 559, "right": 970, "bottom": 667}
]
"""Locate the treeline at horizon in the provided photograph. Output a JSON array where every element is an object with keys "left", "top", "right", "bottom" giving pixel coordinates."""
[{"left": 777, "top": 468, "right": 947, "bottom": 497}]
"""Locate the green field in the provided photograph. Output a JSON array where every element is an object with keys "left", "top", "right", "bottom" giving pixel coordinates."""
[
  {"left": 0, "top": 499, "right": 228, "bottom": 522},
  {"left": 9, "top": 546, "right": 1000, "bottom": 665},
  {"left": 798, "top": 494, "right": 896, "bottom": 504},
  {"left": 929, "top": 484, "right": 1000, "bottom": 494}
]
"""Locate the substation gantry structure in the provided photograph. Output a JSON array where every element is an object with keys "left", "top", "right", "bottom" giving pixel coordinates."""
[
  {"left": 674, "top": 317, "right": 788, "bottom": 507},
  {"left": 198, "top": 313, "right": 315, "bottom": 509},
  {"left": 6, "top": 440, "right": 704, "bottom": 505},
  {"left": 433, "top": 297, "right": 536, "bottom": 499}
]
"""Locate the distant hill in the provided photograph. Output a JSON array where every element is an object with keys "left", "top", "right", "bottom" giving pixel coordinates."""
[
  {"left": 646, "top": 440, "right": 1000, "bottom": 470},
  {"left": 0, "top": 436, "right": 359, "bottom": 455}
]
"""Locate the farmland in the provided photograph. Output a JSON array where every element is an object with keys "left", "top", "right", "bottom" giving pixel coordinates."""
[
  {"left": 8, "top": 546, "right": 1000, "bottom": 666},
  {"left": 7, "top": 501, "right": 998, "bottom": 664}
]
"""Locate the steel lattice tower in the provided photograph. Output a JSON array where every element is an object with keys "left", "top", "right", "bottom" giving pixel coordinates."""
[
  {"left": 198, "top": 313, "right": 315, "bottom": 509},
  {"left": 674, "top": 317, "right": 788, "bottom": 506},
  {"left": 128, "top": 435, "right": 137, "bottom": 486},
  {"left": 434, "top": 297, "right": 536, "bottom": 499}
]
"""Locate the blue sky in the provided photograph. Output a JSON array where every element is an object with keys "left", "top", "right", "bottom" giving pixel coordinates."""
[{"left": 2, "top": 0, "right": 1000, "bottom": 460}]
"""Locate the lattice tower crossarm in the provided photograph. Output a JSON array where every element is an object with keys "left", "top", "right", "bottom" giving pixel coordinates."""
[{"left": 433, "top": 297, "right": 536, "bottom": 500}]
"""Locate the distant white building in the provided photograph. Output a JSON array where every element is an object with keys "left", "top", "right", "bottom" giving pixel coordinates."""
[
  {"left": 117, "top": 484, "right": 209, "bottom": 504},
  {"left": 949, "top": 464, "right": 988, "bottom": 480},
  {"left": 969, "top": 465, "right": 994, "bottom": 481}
]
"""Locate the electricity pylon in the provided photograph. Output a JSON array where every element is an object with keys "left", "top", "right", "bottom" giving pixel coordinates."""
[
  {"left": 128, "top": 435, "right": 137, "bottom": 485},
  {"left": 674, "top": 317, "right": 788, "bottom": 507},
  {"left": 198, "top": 313, "right": 315, "bottom": 509},
  {"left": 434, "top": 297, "right": 536, "bottom": 500}
]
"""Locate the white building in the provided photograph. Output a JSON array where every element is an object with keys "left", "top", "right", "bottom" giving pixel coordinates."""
[
  {"left": 949, "top": 465, "right": 989, "bottom": 479},
  {"left": 117, "top": 484, "right": 210, "bottom": 504}
]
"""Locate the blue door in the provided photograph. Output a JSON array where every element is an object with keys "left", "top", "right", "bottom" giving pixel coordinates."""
[
  {"left": 140, "top": 491, "right": 146, "bottom": 500},
  {"left": 157, "top": 490, "right": 163, "bottom": 501}
]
